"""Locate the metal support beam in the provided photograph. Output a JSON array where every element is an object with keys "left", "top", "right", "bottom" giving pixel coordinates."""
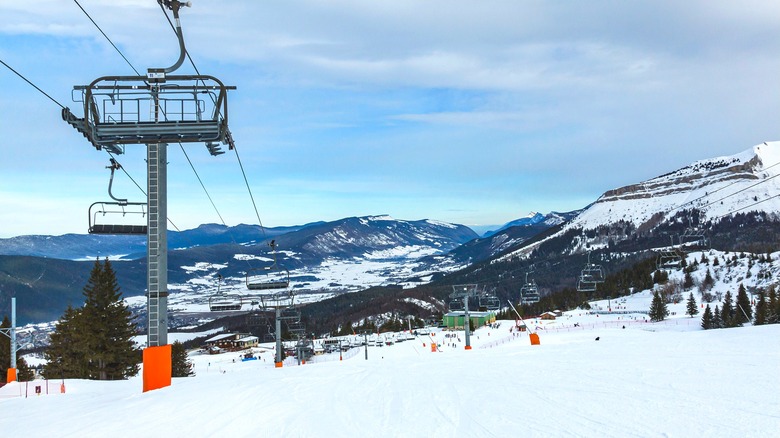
[
  {"left": 10, "top": 297, "right": 16, "bottom": 369},
  {"left": 275, "top": 307, "right": 283, "bottom": 365},
  {"left": 147, "top": 143, "right": 168, "bottom": 347}
]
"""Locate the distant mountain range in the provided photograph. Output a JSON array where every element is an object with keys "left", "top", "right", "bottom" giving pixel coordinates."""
[
  {"left": 3, "top": 141, "right": 779, "bottom": 328},
  {"left": 0, "top": 222, "right": 314, "bottom": 261}
]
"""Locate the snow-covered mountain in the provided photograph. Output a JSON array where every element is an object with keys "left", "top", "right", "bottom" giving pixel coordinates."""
[
  {"left": 483, "top": 212, "right": 546, "bottom": 237},
  {"left": 496, "top": 141, "right": 780, "bottom": 262},
  {"left": 439, "top": 211, "right": 579, "bottom": 264},
  {"left": 571, "top": 141, "right": 780, "bottom": 231}
]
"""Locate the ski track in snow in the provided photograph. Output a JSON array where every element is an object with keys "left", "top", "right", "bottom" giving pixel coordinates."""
[{"left": 3, "top": 302, "right": 778, "bottom": 438}]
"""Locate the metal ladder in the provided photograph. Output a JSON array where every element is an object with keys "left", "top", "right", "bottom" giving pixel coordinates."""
[{"left": 146, "top": 143, "right": 168, "bottom": 347}]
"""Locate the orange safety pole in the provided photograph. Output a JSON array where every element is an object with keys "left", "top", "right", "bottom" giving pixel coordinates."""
[{"left": 6, "top": 368, "right": 17, "bottom": 383}]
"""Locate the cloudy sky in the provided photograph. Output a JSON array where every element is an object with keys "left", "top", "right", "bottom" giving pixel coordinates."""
[{"left": 1, "top": 0, "right": 778, "bottom": 237}]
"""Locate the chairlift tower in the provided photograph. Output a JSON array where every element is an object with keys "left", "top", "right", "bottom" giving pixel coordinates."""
[
  {"left": 62, "top": 0, "right": 236, "bottom": 392},
  {"left": 258, "top": 291, "right": 300, "bottom": 367},
  {"left": 0, "top": 297, "right": 23, "bottom": 382},
  {"left": 450, "top": 284, "right": 479, "bottom": 350}
]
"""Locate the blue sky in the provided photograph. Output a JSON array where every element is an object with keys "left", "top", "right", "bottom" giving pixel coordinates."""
[{"left": 1, "top": 0, "right": 779, "bottom": 237}]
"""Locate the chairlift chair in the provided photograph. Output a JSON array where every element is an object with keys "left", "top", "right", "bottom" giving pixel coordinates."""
[
  {"left": 577, "top": 253, "right": 604, "bottom": 293},
  {"left": 448, "top": 299, "right": 465, "bottom": 312},
  {"left": 246, "top": 239, "right": 290, "bottom": 290},
  {"left": 246, "top": 266, "right": 290, "bottom": 290},
  {"left": 679, "top": 211, "right": 707, "bottom": 248},
  {"left": 208, "top": 274, "right": 244, "bottom": 311},
  {"left": 208, "top": 295, "right": 242, "bottom": 312},
  {"left": 657, "top": 235, "right": 683, "bottom": 270},
  {"left": 657, "top": 249, "right": 683, "bottom": 271},
  {"left": 520, "top": 275, "right": 541, "bottom": 304},
  {"left": 576, "top": 276, "right": 598, "bottom": 293},
  {"left": 478, "top": 294, "right": 500, "bottom": 311},
  {"left": 88, "top": 159, "right": 148, "bottom": 235},
  {"left": 679, "top": 228, "right": 708, "bottom": 251}
]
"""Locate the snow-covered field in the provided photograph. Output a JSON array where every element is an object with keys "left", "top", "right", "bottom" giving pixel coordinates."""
[{"left": 3, "top": 293, "right": 778, "bottom": 437}]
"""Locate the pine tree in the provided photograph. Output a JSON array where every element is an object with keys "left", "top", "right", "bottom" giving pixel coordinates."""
[
  {"left": 733, "top": 283, "right": 752, "bottom": 326},
  {"left": 768, "top": 287, "right": 779, "bottom": 324},
  {"left": 44, "top": 259, "right": 140, "bottom": 380},
  {"left": 43, "top": 305, "right": 89, "bottom": 379},
  {"left": 649, "top": 291, "right": 669, "bottom": 322},
  {"left": 171, "top": 341, "right": 194, "bottom": 378},
  {"left": 753, "top": 292, "right": 767, "bottom": 325},
  {"left": 16, "top": 357, "right": 34, "bottom": 382},
  {"left": 712, "top": 305, "right": 723, "bottom": 329},
  {"left": 702, "top": 269, "right": 715, "bottom": 291},
  {"left": 686, "top": 292, "right": 699, "bottom": 318},
  {"left": 701, "top": 305, "right": 713, "bottom": 329},
  {"left": 683, "top": 271, "right": 694, "bottom": 290},
  {"left": 721, "top": 291, "right": 734, "bottom": 328}
]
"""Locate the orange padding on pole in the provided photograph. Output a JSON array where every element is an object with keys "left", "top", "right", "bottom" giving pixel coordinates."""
[
  {"left": 143, "top": 345, "right": 172, "bottom": 393},
  {"left": 275, "top": 362, "right": 283, "bottom": 368},
  {"left": 529, "top": 333, "right": 540, "bottom": 345},
  {"left": 6, "top": 368, "right": 17, "bottom": 383}
]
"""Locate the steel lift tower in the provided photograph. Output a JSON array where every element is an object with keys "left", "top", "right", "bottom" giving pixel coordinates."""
[{"left": 63, "top": 0, "right": 235, "bottom": 391}]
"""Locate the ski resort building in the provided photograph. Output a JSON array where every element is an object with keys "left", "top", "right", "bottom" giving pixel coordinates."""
[
  {"left": 204, "top": 333, "right": 259, "bottom": 352},
  {"left": 442, "top": 311, "right": 496, "bottom": 329}
]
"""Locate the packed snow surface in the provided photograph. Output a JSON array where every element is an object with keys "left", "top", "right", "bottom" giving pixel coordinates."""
[{"left": 3, "top": 297, "right": 778, "bottom": 437}]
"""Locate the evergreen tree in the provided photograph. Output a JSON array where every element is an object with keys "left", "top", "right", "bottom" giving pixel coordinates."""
[
  {"left": 721, "top": 291, "right": 734, "bottom": 328},
  {"left": 44, "top": 259, "right": 140, "bottom": 380},
  {"left": 43, "top": 305, "right": 89, "bottom": 379},
  {"left": 652, "top": 270, "right": 668, "bottom": 285},
  {"left": 702, "top": 269, "right": 715, "bottom": 291},
  {"left": 685, "top": 292, "right": 699, "bottom": 318},
  {"left": 81, "top": 259, "right": 140, "bottom": 380},
  {"left": 683, "top": 271, "right": 694, "bottom": 290},
  {"left": 171, "top": 341, "right": 194, "bottom": 378},
  {"left": 733, "top": 283, "right": 752, "bottom": 326},
  {"left": 649, "top": 291, "right": 669, "bottom": 322},
  {"left": 701, "top": 305, "right": 713, "bottom": 330},
  {"left": 753, "top": 292, "right": 767, "bottom": 326},
  {"left": 16, "top": 357, "right": 34, "bottom": 382},
  {"left": 712, "top": 305, "right": 723, "bottom": 329},
  {"left": 768, "top": 287, "right": 780, "bottom": 324}
]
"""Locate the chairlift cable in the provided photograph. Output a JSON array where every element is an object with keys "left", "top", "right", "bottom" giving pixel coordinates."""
[
  {"left": 696, "top": 172, "right": 780, "bottom": 212},
  {"left": 0, "top": 59, "right": 65, "bottom": 109},
  {"left": 74, "top": 0, "right": 226, "bottom": 242},
  {"left": 664, "top": 159, "right": 780, "bottom": 218},
  {"left": 178, "top": 144, "right": 230, "bottom": 227},
  {"left": 712, "top": 193, "right": 780, "bottom": 221},
  {"left": 233, "top": 145, "right": 267, "bottom": 238},
  {"left": 72, "top": 0, "right": 142, "bottom": 76},
  {"left": 158, "top": 1, "right": 267, "bottom": 239}
]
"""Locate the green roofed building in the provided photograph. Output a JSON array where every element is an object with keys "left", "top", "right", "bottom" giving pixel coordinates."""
[{"left": 442, "top": 311, "right": 496, "bottom": 329}]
